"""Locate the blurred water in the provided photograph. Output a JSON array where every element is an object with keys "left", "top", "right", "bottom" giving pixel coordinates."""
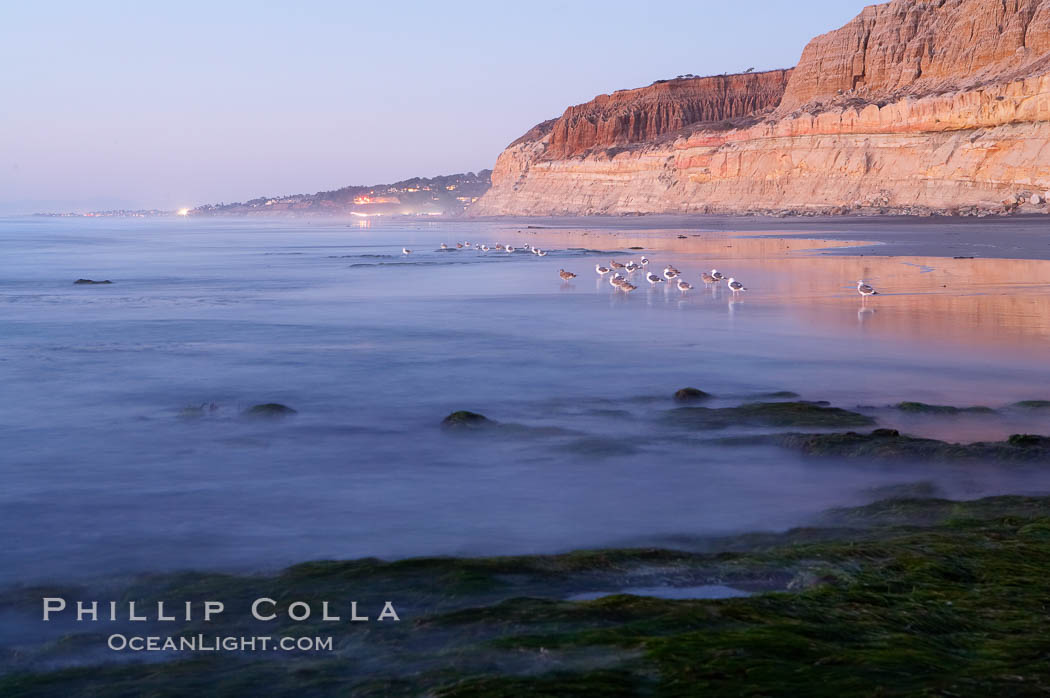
[{"left": 2, "top": 216, "right": 1050, "bottom": 586}]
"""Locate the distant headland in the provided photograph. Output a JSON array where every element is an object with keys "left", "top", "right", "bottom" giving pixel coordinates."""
[{"left": 34, "top": 170, "right": 492, "bottom": 219}]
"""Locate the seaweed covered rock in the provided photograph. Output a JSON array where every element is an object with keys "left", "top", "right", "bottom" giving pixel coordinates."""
[
  {"left": 894, "top": 402, "right": 995, "bottom": 414},
  {"left": 737, "top": 429, "right": 1050, "bottom": 463},
  {"left": 1012, "top": 400, "right": 1050, "bottom": 410},
  {"left": 73, "top": 278, "right": 112, "bottom": 285},
  {"left": 242, "top": 403, "right": 297, "bottom": 418},
  {"left": 673, "top": 387, "right": 711, "bottom": 403},
  {"left": 665, "top": 401, "right": 875, "bottom": 430},
  {"left": 441, "top": 411, "right": 494, "bottom": 430}
]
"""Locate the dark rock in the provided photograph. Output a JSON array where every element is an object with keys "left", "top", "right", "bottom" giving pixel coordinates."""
[
  {"left": 894, "top": 402, "right": 995, "bottom": 414},
  {"left": 73, "top": 279, "right": 112, "bottom": 285},
  {"left": 243, "top": 403, "right": 297, "bottom": 418},
  {"left": 673, "top": 387, "right": 711, "bottom": 403},
  {"left": 441, "top": 410, "right": 494, "bottom": 430},
  {"left": 1011, "top": 401, "right": 1050, "bottom": 410},
  {"left": 729, "top": 429, "right": 1050, "bottom": 463},
  {"left": 664, "top": 401, "right": 875, "bottom": 429},
  {"left": 752, "top": 391, "right": 801, "bottom": 400}
]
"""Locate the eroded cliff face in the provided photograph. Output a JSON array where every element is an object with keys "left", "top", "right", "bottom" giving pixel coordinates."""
[
  {"left": 471, "top": 0, "right": 1050, "bottom": 216},
  {"left": 780, "top": 0, "right": 1050, "bottom": 111},
  {"left": 545, "top": 70, "right": 792, "bottom": 159}
]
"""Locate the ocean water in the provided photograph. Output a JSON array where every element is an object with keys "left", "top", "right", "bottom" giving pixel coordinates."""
[{"left": 3, "top": 216, "right": 1050, "bottom": 586}]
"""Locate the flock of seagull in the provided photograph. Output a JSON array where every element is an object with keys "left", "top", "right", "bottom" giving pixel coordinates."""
[
  {"left": 405, "top": 241, "right": 549, "bottom": 256},
  {"left": 559, "top": 256, "right": 747, "bottom": 296},
  {"left": 402, "top": 240, "right": 881, "bottom": 300}
]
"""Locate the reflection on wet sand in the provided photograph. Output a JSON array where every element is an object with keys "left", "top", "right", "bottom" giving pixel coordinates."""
[{"left": 516, "top": 228, "right": 1050, "bottom": 354}]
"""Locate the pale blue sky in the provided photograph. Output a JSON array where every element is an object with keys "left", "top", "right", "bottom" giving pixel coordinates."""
[{"left": 0, "top": 1, "right": 873, "bottom": 213}]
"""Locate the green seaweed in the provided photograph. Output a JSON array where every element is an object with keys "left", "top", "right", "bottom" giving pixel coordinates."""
[{"left": 9, "top": 496, "right": 1050, "bottom": 696}]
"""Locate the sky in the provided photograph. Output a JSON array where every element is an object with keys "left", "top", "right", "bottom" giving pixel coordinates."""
[{"left": 0, "top": 0, "right": 874, "bottom": 214}]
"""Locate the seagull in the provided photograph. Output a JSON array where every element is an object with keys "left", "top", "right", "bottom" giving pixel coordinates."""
[
  {"left": 640, "top": 257, "right": 649, "bottom": 267},
  {"left": 532, "top": 247, "right": 540, "bottom": 255},
  {"left": 663, "top": 268, "right": 679, "bottom": 281},
  {"left": 596, "top": 264, "right": 611, "bottom": 276},
  {"left": 559, "top": 269, "right": 577, "bottom": 281},
  {"left": 710, "top": 269, "right": 725, "bottom": 282},
  {"left": 621, "top": 282, "right": 638, "bottom": 294},
  {"left": 536, "top": 249, "right": 547, "bottom": 257},
  {"left": 857, "top": 280, "right": 878, "bottom": 300},
  {"left": 481, "top": 244, "right": 490, "bottom": 251},
  {"left": 646, "top": 272, "right": 664, "bottom": 285},
  {"left": 402, "top": 247, "right": 412, "bottom": 255},
  {"left": 727, "top": 278, "right": 747, "bottom": 294},
  {"left": 523, "top": 244, "right": 531, "bottom": 250},
  {"left": 506, "top": 245, "right": 515, "bottom": 253},
  {"left": 624, "top": 262, "right": 639, "bottom": 273},
  {"left": 700, "top": 272, "right": 717, "bottom": 286},
  {"left": 610, "top": 273, "right": 627, "bottom": 288},
  {"left": 456, "top": 242, "right": 464, "bottom": 249},
  {"left": 465, "top": 241, "right": 472, "bottom": 247},
  {"left": 440, "top": 243, "right": 448, "bottom": 249},
  {"left": 610, "top": 260, "right": 625, "bottom": 270},
  {"left": 677, "top": 279, "right": 694, "bottom": 292}
]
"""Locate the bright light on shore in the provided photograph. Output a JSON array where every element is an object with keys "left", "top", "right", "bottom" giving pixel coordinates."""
[{"left": 176, "top": 208, "right": 190, "bottom": 216}]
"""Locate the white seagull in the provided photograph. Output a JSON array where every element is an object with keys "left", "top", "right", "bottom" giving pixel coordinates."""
[
  {"left": 857, "top": 280, "right": 878, "bottom": 300},
  {"left": 596, "top": 264, "right": 611, "bottom": 276},
  {"left": 402, "top": 247, "right": 412, "bottom": 255},
  {"left": 710, "top": 269, "right": 725, "bottom": 282},
  {"left": 727, "top": 278, "right": 747, "bottom": 294},
  {"left": 506, "top": 245, "right": 515, "bottom": 253},
  {"left": 677, "top": 279, "right": 693, "bottom": 292},
  {"left": 646, "top": 272, "right": 664, "bottom": 285},
  {"left": 610, "top": 273, "right": 626, "bottom": 288},
  {"left": 440, "top": 243, "right": 448, "bottom": 249},
  {"left": 640, "top": 256, "right": 649, "bottom": 267},
  {"left": 536, "top": 249, "right": 547, "bottom": 257}
]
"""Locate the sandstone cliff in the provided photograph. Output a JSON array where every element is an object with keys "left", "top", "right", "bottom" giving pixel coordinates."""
[
  {"left": 471, "top": 0, "right": 1050, "bottom": 217},
  {"left": 545, "top": 70, "right": 792, "bottom": 159}
]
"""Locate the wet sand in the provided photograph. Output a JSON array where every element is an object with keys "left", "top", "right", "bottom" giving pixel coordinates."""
[{"left": 472, "top": 214, "right": 1050, "bottom": 260}]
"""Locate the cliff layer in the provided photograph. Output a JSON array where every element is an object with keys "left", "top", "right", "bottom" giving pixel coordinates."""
[
  {"left": 471, "top": 0, "right": 1050, "bottom": 216},
  {"left": 545, "top": 70, "right": 792, "bottom": 159}
]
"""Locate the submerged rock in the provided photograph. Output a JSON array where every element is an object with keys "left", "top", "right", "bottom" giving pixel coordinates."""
[
  {"left": 751, "top": 391, "right": 801, "bottom": 400},
  {"left": 673, "top": 387, "right": 711, "bottom": 403},
  {"left": 73, "top": 278, "right": 112, "bottom": 285},
  {"left": 441, "top": 410, "right": 494, "bottom": 430},
  {"left": 178, "top": 407, "right": 206, "bottom": 420},
  {"left": 1012, "top": 400, "right": 1050, "bottom": 410},
  {"left": 733, "top": 429, "right": 1050, "bottom": 463},
  {"left": 242, "top": 403, "right": 297, "bottom": 418},
  {"left": 665, "top": 401, "right": 875, "bottom": 429},
  {"left": 894, "top": 401, "right": 995, "bottom": 414}
]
